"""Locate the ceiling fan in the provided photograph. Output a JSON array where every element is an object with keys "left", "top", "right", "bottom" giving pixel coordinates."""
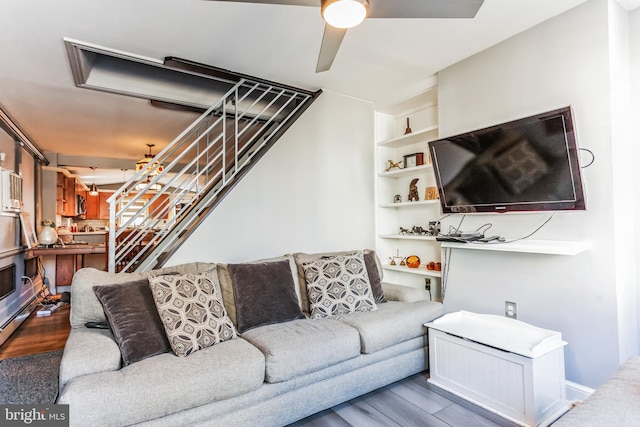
[{"left": 207, "top": 0, "right": 485, "bottom": 72}]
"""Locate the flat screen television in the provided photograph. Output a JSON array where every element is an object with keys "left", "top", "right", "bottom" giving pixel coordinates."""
[{"left": 428, "top": 107, "right": 585, "bottom": 214}]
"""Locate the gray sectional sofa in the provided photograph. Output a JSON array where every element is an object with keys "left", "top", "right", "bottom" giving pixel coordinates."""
[
  {"left": 553, "top": 355, "right": 640, "bottom": 427},
  {"left": 57, "top": 250, "right": 444, "bottom": 426}
]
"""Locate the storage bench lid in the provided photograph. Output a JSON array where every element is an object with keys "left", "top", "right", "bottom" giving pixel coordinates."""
[{"left": 425, "top": 310, "right": 567, "bottom": 358}]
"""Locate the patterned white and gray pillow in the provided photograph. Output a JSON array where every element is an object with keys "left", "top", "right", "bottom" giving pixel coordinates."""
[
  {"left": 148, "top": 271, "right": 237, "bottom": 357},
  {"left": 303, "top": 252, "right": 377, "bottom": 319}
]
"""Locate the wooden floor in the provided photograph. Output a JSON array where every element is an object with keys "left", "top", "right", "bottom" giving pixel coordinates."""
[
  {"left": 0, "top": 305, "right": 517, "bottom": 427},
  {"left": 0, "top": 303, "right": 71, "bottom": 360},
  {"left": 289, "top": 373, "right": 519, "bottom": 427}
]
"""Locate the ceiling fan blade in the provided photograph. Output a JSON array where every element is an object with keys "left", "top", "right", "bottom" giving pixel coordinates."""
[
  {"left": 203, "top": 0, "right": 318, "bottom": 6},
  {"left": 316, "top": 25, "right": 347, "bottom": 73},
  {"left": 368, "top": 0, "right": 484, "bottom": 19}
]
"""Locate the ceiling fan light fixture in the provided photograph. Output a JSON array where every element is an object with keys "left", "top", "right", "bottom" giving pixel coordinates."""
[{"left": 321, "top": 0, "right": 369, "bottom": 29}]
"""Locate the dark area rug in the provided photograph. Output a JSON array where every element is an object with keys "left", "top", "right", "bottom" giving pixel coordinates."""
[{"left": 0, "top": 350, "right": 62, "bottom": 404}]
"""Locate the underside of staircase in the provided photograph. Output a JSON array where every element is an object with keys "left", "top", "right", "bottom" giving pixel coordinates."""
[{"left": 107, "top": 58, "right": 320, "bottom": 273}]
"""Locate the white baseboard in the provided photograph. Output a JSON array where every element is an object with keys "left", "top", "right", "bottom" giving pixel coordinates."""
[
  {"left": 565, "top": 380, "right": 595, "bottom": 402},
  {"left": 0, "top": 297, "right": 40, "bottom": 346}
]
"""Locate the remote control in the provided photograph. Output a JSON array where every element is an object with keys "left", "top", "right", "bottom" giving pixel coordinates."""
[{"left": 85, "top": 321, "right": 110, "bottom": 329}]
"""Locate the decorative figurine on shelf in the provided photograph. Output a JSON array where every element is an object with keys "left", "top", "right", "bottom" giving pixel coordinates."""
[
  {"left": 426, "top": 262, "right": 442, "bottom": 271},
  {"left": 399, "top": 227, "right": 409, "bottom": 235},
  {"left": 411, "top": 226, "right": 427, "bottom": 236},
  {"left": 385, "top": 159, "right": 403, "bottom": 171},
  {"left": 393, "top": 194, "right": 402, "bottom": 203},
  {"left": 408, "top": 178, "right": 420, "bottom": 202},
  {"left": 406, "top": 255, "right": 421, "bottom": 268},
  {"left": 400, "top": 257, "right": 406, "bottom": 266},
  {"left": 388, "top": 249, "right": 404, "bottom": 266},
  {"left": 428, "top": 221, "right": 441, "bottom": 236},
  {"left": 425, "top": 186, "right": 439, "bottom": 200},
  {"left": 405, "top": 117, "right": 412, "bottom": 135}
]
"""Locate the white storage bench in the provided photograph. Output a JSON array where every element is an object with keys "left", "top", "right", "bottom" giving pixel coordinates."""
[{"left": 426, "top": 311, "right": 569, "bottom": 427}]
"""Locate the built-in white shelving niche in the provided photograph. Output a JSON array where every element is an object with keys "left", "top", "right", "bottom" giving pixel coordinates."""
[{"left": 375, "top": 86, "right": 441, "bottom": 300}]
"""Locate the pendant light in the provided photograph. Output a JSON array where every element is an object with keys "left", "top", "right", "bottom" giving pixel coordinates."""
[
  {"left": 136, "top": 144, "right": 164, "bottom": 176},
  {"left": 89, "top": 166, "right": 99, "bottom": 196}
]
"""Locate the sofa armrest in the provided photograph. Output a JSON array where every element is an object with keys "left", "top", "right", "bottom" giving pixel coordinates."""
[
  {"left": 59, "top": 328, "right": 122, "bottom": 391},
  {"left": 382, "top": 282, "right": 425, "bottom": 303},
  {"left": 553, "top": 355, "right": 640, "bottom": 426}
]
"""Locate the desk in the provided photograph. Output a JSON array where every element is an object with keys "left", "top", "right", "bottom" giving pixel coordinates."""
[{"left": 31, "top": 245, "right": 106, "bottom": 287}]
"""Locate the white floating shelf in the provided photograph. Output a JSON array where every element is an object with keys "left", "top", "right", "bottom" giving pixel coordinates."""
[
  {"left": 377, "top": 125, "right": 439, "bottom": 148},
  {"left": 378, "top": 164, "right": 434, "bottom": 178},
  {"left": 379, "top": 234, "right": 438, "bottom": 241},
  {"left": 440, "top": 239, "right": 589, "bottom": 256},
  {"left": 378, "top": 200, "right": 440, "bottom": 208},
  {"left": 376, "top": 86, "right": 438, "bottom": 117},
  {"left": 383, "top": 264, "right": 442, "bottom": 278}
]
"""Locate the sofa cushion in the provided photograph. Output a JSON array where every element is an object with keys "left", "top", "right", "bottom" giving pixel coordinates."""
[
  {"left": 59, "top": 328, "right": 122, "bottom": 390},
  {"left": 293, "top": 249, "right": 384, "bottom": 313},
  {"left": 337, "top": 300, "right": 445, "bottom": 353},
  {"left": 241, "top": 318, "right": 361, "bottom": 383},
  {"left": 148, "top": 271, "right": 237, "bottom": 357},
  {"left": 227, "top": 260, "right": 305, "bottom": 333},
  {"left": 303, "top": 252, "right": 377, "bottom": 319},
  {"left": 69, "top": 262, "right": 216, "bottom": 328},
  {"left": 57, "top": 337, "right": 265, "bottom": 427},
  {"left": 217, "top": 254, "right": 301, "bottom": 327},
  {"left": 363, "top": 251, "right": 386, "bottom": 304},
  {"left": 93, "top": 278, "right": 171, "bottom": 366}
]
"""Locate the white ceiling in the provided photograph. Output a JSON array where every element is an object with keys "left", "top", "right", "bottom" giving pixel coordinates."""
[{"left": 1, "top": 0, "right": 638, "bottom": 184}]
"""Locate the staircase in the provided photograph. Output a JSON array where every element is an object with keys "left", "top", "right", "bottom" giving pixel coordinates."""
[{"left": 107, "top": 72, "right": 320, "bottom": 273}]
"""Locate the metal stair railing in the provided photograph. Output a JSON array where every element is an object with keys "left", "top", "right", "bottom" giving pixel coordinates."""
[{"left": 107, "top": 78, "right": 315, "bottom": 272}]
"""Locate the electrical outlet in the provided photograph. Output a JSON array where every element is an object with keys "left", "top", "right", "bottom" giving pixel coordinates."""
[
  {"left": 424, "top": 278, "right": 431, "bottom": 291},
  {"left": 505, "top": 301, "right": 517, "bottom": 319}
]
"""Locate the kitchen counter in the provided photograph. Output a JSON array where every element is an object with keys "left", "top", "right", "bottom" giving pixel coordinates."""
[
  {"left": 31, "top": 244, "right": 107, "bottom": 288},
  {"left": 71, "top": 231, "right": 106, "bottom": 235},
  {"left": 32, "top": 244, "right": 105, "bottom": 256}
]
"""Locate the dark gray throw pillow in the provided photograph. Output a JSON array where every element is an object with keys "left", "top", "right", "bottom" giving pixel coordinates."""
[
  {"left": 93, "top": 279, "right": 171, "bottom": 366},
  {"left": 228, "top": 260, "right": 305, "bottom": 334},
  {"left": 363, "top": 251, "right": 386, "bottom": 304}
]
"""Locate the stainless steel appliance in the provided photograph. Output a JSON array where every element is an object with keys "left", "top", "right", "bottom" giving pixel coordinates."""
[{"left": 76, "top": 194, "right": 87, "bottom": 218}]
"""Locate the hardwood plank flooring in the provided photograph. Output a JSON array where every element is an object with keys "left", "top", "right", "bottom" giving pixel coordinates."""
[
  {"left": 1, "top": 305, "right": 519, "bottom": 427},
  {"left": 0, "top": 303, "right": 71, "bottom": 360},
  {"left": 290, "top": 374, "right": 520, "bottom": 427}
]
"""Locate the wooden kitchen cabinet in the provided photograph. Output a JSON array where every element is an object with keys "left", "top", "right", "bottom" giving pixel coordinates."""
[
  {"left": 62, "top": 175, "right": 77, "bottom": 217},
  {"left": 99, "top": 192, "right": 114, "bottom": 220},
  {"left": 56, "top": 254, "right": 79, "bottom": 286},
  {"left": 85, "top": 191, "right": 100, "bottom": 219},
  {"left": 56, "top": 173, "right": 65, "bottom": 215},
  {"left": 148, "top": 193, "right": 170, "bottom": 220}
]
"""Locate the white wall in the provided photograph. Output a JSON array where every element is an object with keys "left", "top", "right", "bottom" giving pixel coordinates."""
[
  {"left": 437, "top": 0, "right": 638, "bottom": 388},
  {"left": 0, "top": 131, "right": 42, "bottom": 330},
  {"left": 630, "top": 4, "right": 640, "bottom": 363},
  {"left": 168, "top": 90, "right": 376, "bottom": 264},
  {"left": 608, "top": 0, "right": 638, "bottom": 369}
]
